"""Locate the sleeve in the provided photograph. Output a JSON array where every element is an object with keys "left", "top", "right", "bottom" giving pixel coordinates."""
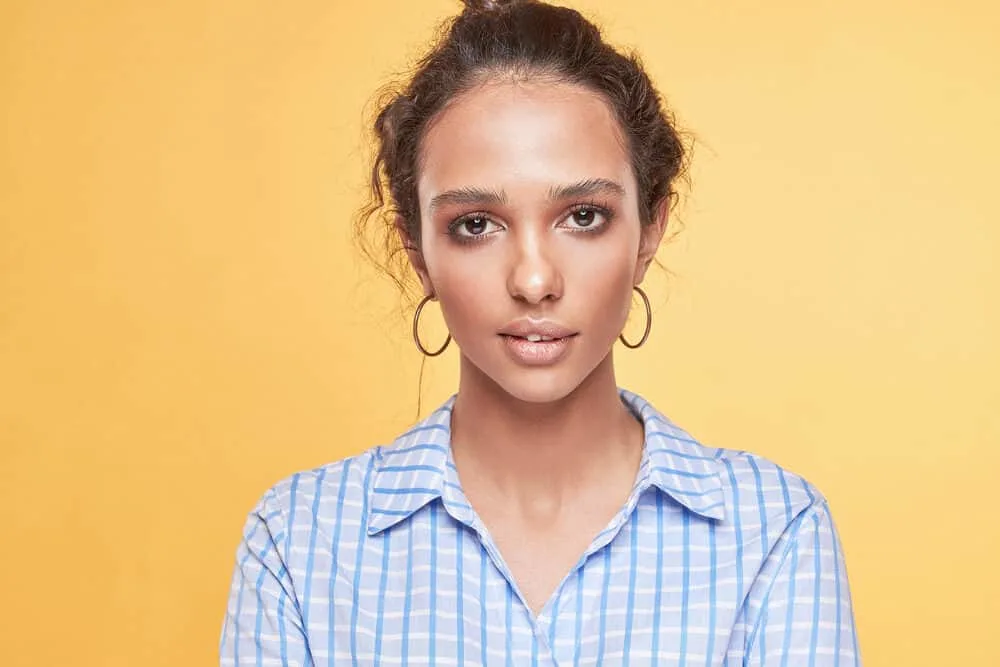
[
  {"left": 744, "top": 500, "right": 862, "bottom": 666},
  {"left": 219, "top": 490, "right": 313, "bottom": 667}
]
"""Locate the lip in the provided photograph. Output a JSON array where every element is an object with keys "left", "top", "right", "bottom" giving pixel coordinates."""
[
  {"left": 497, "top": 318, "right": 578, "bottom": 366},
  {"left": 501, "top": 334, "right": 575, "bottom": 366},
  {"left": 497, "top": 318, "right": 578, "bottom": 340}
]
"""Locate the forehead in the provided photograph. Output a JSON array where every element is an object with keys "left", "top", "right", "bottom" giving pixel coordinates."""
[{"left": 417, "top": 79, "right": 632, "bottom": 201}]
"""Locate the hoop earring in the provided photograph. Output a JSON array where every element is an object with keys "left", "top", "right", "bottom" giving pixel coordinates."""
[
  {"left": 412, "top": 295, "right": 451, "bottom": 357},
  {"left": 619, "top": 285, "right": 652, "bottom": 349}
]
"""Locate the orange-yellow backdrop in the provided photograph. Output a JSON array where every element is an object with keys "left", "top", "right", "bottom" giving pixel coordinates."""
[{"left": 1, "top": 0, "right": 997, "bottom": 665}]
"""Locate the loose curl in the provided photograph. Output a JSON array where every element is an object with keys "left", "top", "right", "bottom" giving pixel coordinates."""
[{"left": 355, "top": 0, "right": 690, "bottom": 302}]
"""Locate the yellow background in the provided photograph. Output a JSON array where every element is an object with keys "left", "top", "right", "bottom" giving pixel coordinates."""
[{"left": 1, "top": 0, "right": 997, "bottom": 664}]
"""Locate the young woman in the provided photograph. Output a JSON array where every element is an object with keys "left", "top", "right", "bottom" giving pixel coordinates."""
[{"left": 220, "top": 1, "right": 861, "bottom": 664}]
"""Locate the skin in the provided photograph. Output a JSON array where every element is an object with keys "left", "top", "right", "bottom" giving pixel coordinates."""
[{"left": 400, "top": 77, "right": 669, "bottom": 613}]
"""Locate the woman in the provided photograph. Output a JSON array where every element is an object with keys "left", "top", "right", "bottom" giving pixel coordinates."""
[{"left": 220, "top": 0, "right": 861, "bottom": 664}]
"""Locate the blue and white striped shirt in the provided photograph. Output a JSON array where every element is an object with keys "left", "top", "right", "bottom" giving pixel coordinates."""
[{"left": 221, "top": 388, "right": 861, "bottom": 665}]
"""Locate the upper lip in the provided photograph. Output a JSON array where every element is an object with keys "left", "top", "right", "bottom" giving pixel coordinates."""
[{"left": 498, "top": 319, "right": 578, "bottom": 339}]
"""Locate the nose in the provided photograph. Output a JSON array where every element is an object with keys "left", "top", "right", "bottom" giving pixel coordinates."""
[{"left": 506, "top": 225, "right": 563, "bottom": 304}]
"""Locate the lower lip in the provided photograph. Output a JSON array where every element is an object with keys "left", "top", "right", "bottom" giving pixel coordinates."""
[{"left": 501, "top": 334, "right": 576, "bottom": 366}]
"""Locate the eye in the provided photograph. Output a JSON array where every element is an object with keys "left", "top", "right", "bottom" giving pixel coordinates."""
[
  {"left": 560, "top": 205, "right": 611, "bottom": 231},
  {"left": 448, "top": 214, "right": 502, "bottom": 241}
]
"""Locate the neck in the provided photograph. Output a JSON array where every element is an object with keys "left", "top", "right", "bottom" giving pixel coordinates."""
[{"left": 449, "top": 353, "right": 644, "bottom": 513}]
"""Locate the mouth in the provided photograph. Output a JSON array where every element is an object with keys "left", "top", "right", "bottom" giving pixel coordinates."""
[
  {"left": 500, "top": 333, "right": 576, "bottom": 343},
  {"left": 499, "top": 332, "right": 578, "bottom": 365}
]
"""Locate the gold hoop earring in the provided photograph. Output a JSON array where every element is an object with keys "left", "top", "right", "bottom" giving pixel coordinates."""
[
  {"left": 619, "top": 285, "right": 652, "bottom": 349},
  {"left": 412, "top": 295, "right": 451, "bottom": 357}
]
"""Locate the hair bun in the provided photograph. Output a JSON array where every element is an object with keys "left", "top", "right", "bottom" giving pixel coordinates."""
[{"left": 461, "top": 0, "right": 520, "bottom": 12}]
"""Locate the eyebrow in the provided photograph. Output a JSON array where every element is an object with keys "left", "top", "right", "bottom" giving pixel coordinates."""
[
  {"left": 427, "top": 186, "right": 508, "bottom": 213},
  {"left": 548, "top": 178, "right": 626, "bottom": 201},
  {"left": 427, "top": 178, "right": 625, "bottom": 213}
]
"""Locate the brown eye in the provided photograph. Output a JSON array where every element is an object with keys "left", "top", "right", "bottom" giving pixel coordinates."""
[
  {"left": 462, "top": 216, "right": 489, "bottom": 235},
  {"left": 448, "top": 214, "right": 502, "bottom": 243},
  {"left": 561, "top": 205, "right": 611, "bottom": 232}
]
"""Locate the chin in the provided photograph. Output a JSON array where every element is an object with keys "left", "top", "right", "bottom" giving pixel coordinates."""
[{"left": 494, "top": 371, "right": 581, "bottom": 405}]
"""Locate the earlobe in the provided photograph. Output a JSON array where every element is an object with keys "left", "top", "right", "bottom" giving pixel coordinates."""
[
  {"left": 634, "top": 201, "right": 669, "bottom": 285},
  {"left": 633, "top": 254, "right": 654, "bottom": 286},
  {"left": 395, "top": 214, "right": 435, "bottom": 298}
]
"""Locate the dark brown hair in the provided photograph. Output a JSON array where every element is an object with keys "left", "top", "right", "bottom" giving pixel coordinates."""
[{"left": 355, "top": 0, "right": 689, "bottom": 300}]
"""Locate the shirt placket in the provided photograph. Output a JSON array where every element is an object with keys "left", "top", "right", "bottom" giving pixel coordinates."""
[
  {"left": 545, "top": 459, "right": 655, "bottom": 667},
  {"left": 440, "top": 446, "right": 655, "bottom": 667},
  {"left": 441, "top": 458, "right": 567, "bottom": 665}
]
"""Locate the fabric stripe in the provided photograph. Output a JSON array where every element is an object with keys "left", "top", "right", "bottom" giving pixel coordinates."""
[{"left": 220, "top": 388, "right": 861, "bottom": 666}]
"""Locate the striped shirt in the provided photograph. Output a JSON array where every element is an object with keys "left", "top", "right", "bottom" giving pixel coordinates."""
[{"left": 220, "top": 388, "right": 861, "bottom": 666}]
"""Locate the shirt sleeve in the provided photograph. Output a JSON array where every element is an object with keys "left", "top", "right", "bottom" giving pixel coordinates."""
[
  {"left": 220, "top": 490, "right": 313, "bottom": 667},
  {"left": 744, "top": 500, "right": 862, "bottom": 666}
]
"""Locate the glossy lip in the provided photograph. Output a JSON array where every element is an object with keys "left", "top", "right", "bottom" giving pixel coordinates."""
[
  {"left": 500, "top": 331, "right": 576, "bottom": 366},
  {"left": 497, "top": 318, "right": 578, "bottom": 340},
  {"left": 497, "top": 318, "right": 579, "bottom": 367}
]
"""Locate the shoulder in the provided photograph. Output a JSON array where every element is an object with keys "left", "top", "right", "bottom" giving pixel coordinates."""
[
  {"left": 244, "top": 445, "right": 386, "bottom": 534},
  {"left": 713, "top": 445, "right": 829, "bottom": 534},
  {"left": 241, "top": 397, "right": 457, "bottom": 537},
  {"left": 623, "top": 387, "right": 831, "bottom": 532}
]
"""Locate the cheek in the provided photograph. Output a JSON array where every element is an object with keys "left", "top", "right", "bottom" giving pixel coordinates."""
[
  {"left": 568, "top": 240, "right": 639, "bottom": 329},
  {"left": 425, "top": 249, "right": 499, "bottom": 331},
  {"left": 591, "top": 267, "right": 635, "bottom": 326},
  {"left": 569, "top": 232, "right": 637, "bottom": 284}
]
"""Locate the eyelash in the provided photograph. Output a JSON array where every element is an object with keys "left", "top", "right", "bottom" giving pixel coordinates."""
[{"left": 446, "top": 200, "right": 616, "bottom": 246}]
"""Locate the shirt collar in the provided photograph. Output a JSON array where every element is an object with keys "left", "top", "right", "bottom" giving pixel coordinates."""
[
  {"left": 366, "top": 397, "right": 460, "bottom": 536},
  {"left": 367, "top": 388, "right": 726, "bottom": 536},
  {"left": 618, "top": 388, "right": 727, "bottom": 521}
]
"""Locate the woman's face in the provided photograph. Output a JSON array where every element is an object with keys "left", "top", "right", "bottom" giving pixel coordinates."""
[{"left": 408, "top": 78, "right": 665, "bottom": 404}]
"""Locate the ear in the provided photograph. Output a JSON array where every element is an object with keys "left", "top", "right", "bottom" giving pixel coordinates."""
[
  {"left": 395, "top": 215, "right": 434, "bottom": 297},
  {"left": 633, "top": 199, "right": 669, "bottom": 285}
]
